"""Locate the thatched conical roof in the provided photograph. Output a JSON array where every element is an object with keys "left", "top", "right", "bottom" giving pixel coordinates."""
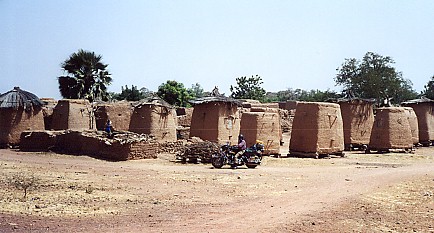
[{"left": 0, "top": 87, "right": 44, "bottom": 109}]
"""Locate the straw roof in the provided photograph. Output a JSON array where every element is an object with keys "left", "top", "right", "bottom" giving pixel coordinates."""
[
  {"left": 0, "top": 87, "right": 44, "bottom": 109},
  {"left": 330, "top": 97, "right": 376, "bottom": 103},
  {"left": 133, "top": 97, "right": 174, "bottom": 109},
  {"left": 401, "top": 96, "right": 434, "bottom": 105},
  {"left": 189, "top": 96, "right": 242, "bottom": 106}
]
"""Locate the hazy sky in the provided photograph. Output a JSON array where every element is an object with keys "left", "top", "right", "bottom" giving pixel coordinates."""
[{"left": 1, "top": 0, "right": 433, "bottom": 99}]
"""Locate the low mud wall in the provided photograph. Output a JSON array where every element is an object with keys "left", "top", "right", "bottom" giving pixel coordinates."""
[{"left": 20, "top": 130, "right": 158, "bottom": 161}]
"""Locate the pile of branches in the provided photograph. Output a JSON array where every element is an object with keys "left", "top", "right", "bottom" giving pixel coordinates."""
[{"left": 177, "top": 140, "right": 220, "bottom": 163}]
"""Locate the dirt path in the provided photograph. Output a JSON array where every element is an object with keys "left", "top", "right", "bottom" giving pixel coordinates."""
[{"left": 0, "top": 149, "right": 433, "bottom": 232}]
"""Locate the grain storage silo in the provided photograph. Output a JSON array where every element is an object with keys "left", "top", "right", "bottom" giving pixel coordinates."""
[
  {"left": 368, "top": 107, "right": 413, "bottom": 152},
  {"left": 129, "top": 99, "right": 177, "bottom": 142},
  {"left": 289, "top": 102, "right": 344, "bottom": 158},
  {"left": 403, "top": 107, "right": 419, "bottom": 145},
  {"left": 240, "top": 109, "right": 281, "bottom": 155},
  {"left": 51, "top": 99, "right": 95, "bottom": 130},
  {"left": 189, "top": 97, "right": 241, "bottom": 144},
  {"left": 402, "top": 97, "right": 434, "bottom": 146},
  {"left": 95, "top": 101, "right": 133, "bottom": 131},
  {"left": 337, "top": 98, "right": 375, "bottom": 150}
]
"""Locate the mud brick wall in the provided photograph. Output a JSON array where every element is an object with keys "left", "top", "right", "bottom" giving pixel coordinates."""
[
  {"left": 52, "top": 131, "right": 158, "bottom": 160},
  {"left": 404, "top": 107, "right": 419, "bottom": 144},
  {"left": 369, "top": 107, "right": 413, "bottom": 150},
  {"left": 240, "top": 111, "right": 281, "bottom": 155},
  {"left": 190, "top": 102, "right": 240, "bottom": 144},
  {"left": 250, "top": 107, "right": 279, "bottom": 113},
  {"left": 279, "top": 101, "right": 298, "bottom": 111},
  {"left": 79, "top": 134, "right": 158, "bottom": 160},
  {"left": 177, "top": 107, "right": 193, "bottom": 127},
  {"left": 0, "top": 107, "right": 45, "bottom": 146},
  {"left": 402, "top": 102, "right": 434, "bottom": 144},
  {"left": 40, "top": 98, "right": 57, "bottom": 130},
  {"left": 339, "top": 101, "right": 374, "bottom": 146},
  {"left": 290, "top": 102, "right": 344, "bottom": 154},
  {"left": 176, "top": 127, "right": 190, "bottom": 140},
  {"left": 20, "top": 130, "right": 63, "bottom": 151},
  {"left": 249, "top": 103, "right": 280, "bottom": 109},
  {"left": 95, "top": 102, "right": 133, "bottom": 131},
  {"left": 128, "top": 141, "right": 159, "bottom": 160},
  {"left": 54, "top": 130, "right": 84, "bottom": 154},
  {"left": 51, "top": 99, "right": 95, "bottom": 130},
  {"left": 129, "top": 104, "right": 177, "bottom": 142}
]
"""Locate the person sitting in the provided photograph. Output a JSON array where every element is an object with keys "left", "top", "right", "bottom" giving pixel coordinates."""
[{"left": 232, "top": 134, "right": 247, "bottom": 168}]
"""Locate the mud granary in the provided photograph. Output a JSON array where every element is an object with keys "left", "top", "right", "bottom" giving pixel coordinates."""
[
  {"left": 402, "top": 97, "right": 434, "bottom": 146},
  {"left": 240, "top": 107, "right": 281, "bottom": 155},
  {"left": 189, "top": 96, "right": 242, "bottom": 145},
  {"left": 368, "top": 107, "right": 413, "bottom": 151},
  {"left": 335, "top": 98, "right": 375, "bottom": 150},
  {"left": 128, "top": 98, "right": 177, "bottom": 142},
  {"left": 289, "top": 102, "right": 344, "bottom": 157}
]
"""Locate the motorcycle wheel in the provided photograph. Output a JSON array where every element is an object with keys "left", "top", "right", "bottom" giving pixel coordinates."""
[
  {"left": 212, "top": 156, "right": 224, "bottom": 168},
  {"left": 246, "top": 163, "right": 257, "bottom": 169}
]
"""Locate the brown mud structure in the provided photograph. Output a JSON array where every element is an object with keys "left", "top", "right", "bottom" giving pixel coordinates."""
[
  {"left": 289, "top": 102, "right": 344, "bottom": 158},
  {"left": 338, "top": 99, "right": 374, "bottom": 150},
  {"left": 368, "top": 107, "right": 413, "bottom": 153}
]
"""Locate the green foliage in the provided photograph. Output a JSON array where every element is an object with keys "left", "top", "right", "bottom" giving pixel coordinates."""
[
  {"left": 264, "top": 88, "right": 340, "bottom": 102},
  {"left": 58, "top": 49, "right": 112, "bottom": 102},
  {"left": 334, "top": 52, "right": 417, "bottom": 105},
  {"left": 157, "top": 80, "right": 193, "bottom": 107},
  {"left": 422, "top": 75, "right": 434, "bottom": 99},
  {"left": 298, "top": 89, "right": 341, "bottom": 102},
  {"left": 112, "top": 85, "right": 152, "bottom": 101},
  {"left": 230, "top": 75, "right": 266, "bottom": 101},
  {"left": 187, "top": 83, "right": 205, "bottom": 99}
]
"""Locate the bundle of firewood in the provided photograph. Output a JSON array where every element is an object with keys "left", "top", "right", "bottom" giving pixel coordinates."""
[{"left": 177, "top": 140, "right": 220, "bottom": 163}]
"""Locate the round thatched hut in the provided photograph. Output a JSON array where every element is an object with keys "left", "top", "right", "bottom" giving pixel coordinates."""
[{"left": 0, "top": 87, "right": 45, "bottom": 147}]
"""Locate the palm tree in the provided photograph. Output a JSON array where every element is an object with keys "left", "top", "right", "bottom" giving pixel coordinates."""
[{"left": 58, "top": 49, "right": 112, "bottom": 102}]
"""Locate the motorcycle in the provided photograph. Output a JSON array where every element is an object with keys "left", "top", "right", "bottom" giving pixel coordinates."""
[{"left": 211, "top": 142, "right": 264, "bottom": 169}]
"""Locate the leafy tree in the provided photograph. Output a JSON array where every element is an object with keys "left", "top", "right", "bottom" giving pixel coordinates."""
[
  {"left": 298, "top": 89, "right": 340, "bottom": 102},
  {"left": 187, "top": 83, "right": 205, "bottom": 99},
  {"left": 264, "top": 88, "right": 340, "bottom": 102},
  {"left": 422, "top": 75, "right": 434, "bottom": 99},
  {"left": 230, "top": 75, "right": 266, "bottom": 101},
  {"left": 334, "top": 52, "right": 416, "bottom": 105},
  {"left": 58, "top": 49, "right": 112, "bottom": 102},
  {"left": 157, "top": 80, "right": 192, "bottom": 107},
  {"left": 112, "top": 85, "right": 153, "bottom": 101}
]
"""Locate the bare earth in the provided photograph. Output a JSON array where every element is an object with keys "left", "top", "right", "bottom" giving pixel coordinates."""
[{"left": 0, "top": 144, "right": 433, "bottom": 232}]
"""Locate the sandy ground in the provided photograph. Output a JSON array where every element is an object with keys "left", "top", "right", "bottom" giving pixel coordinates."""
[{"left": 0, "top": 143, "right": 433, "bottom": 232}]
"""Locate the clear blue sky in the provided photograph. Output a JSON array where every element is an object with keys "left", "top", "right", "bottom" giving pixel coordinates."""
[{"left": 1, "top": 0, "right": 433, "bottom": 99}]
